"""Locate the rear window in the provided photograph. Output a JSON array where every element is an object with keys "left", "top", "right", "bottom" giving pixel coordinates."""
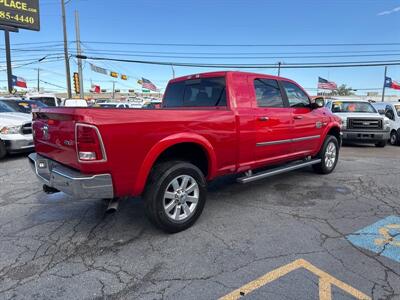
[
  {"left": 163, "top": 77, "right": 226, "bottom": 108},
  {"left": 30, "top": 97, "right": 56, "bottom": 107}
]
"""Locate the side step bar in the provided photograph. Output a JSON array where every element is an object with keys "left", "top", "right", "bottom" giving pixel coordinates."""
[{"left": 237, "top": 159, "right": 321, "bottom": 184}]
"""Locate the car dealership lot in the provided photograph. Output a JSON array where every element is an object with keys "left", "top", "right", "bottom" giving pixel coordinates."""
[{"left": 0, "top": 146, "right": 399, "bottom": 299}]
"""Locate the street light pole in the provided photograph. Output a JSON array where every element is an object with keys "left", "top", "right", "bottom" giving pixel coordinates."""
[
  {"left": 4, "top": 30, "right": 13, "bottom": 94},
  {"left": 75, "top": 10, "right": 84, "bottom": 98},
  {"left": 61, "top": 0, "right": 72, "bottom": 98},
  {"left": 382, "top": 66, "right": 387, "bottom": 102}
]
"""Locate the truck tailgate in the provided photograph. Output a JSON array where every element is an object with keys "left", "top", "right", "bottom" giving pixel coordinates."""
[{"left": 33, "top": 108, "right": 83, "bottom": 171}]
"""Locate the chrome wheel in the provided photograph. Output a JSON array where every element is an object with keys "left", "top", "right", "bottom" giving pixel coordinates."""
[
  {"left": 163, "top": 175, "right": 199, "bottom": 222},
  {"left": 325, "top": 142, "right": 337, "bottom": 169}
]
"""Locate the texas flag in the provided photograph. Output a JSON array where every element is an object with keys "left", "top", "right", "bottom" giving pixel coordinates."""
[
  {"left": 12, "top": 75, "right": 27, "bottom": 88},
  {"left": 384, "top": 77, "right": 400, "bottom": 90},
  {"left": 91, "top": 84, "right": 101, "bottom": 93}
]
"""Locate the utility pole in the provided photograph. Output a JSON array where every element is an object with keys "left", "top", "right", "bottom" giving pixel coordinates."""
[
  {"left": 171, "top": 65, "right": 175, "bottom": 79},
  {"left": 37, "top": 68, "right": 40, "bottom": 92},
  {"left": 277, "top": 62, "right": 281, "bottom": 76},
  {"left": 382, "top": 66, "right": 387, "bottom": 102},
  {"left": 4, "top": 30, "right": 13, "bottom": 94},
  {"left": 61, "top": 0, "right": 72, "bottom": 98},
  {"left": 112, "top": 81, "right": 115, "bottom": 99},
  {"left": 75, "top": 10, "right": 84, "bottom": 98}
]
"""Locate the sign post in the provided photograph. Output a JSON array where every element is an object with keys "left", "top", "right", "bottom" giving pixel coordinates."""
[{"left": 0, "top": 0, "right": 40, "bottom": 94}]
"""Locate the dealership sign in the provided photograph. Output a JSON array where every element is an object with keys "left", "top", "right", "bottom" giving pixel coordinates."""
[{"left": 0, "top": 0, "right": 40, "bottom": 31}]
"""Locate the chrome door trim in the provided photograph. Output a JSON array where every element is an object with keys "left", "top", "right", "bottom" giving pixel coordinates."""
[{"left": 256, "top": 135, "right": 320, "bottom": 147}]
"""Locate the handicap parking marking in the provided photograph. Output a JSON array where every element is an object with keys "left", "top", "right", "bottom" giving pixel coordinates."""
[
  {"left": 346, "top": 215, "right": 400, "bottom": 263},
  {"left": 219, "top": 259, "right": 370, "bottom": 300}
]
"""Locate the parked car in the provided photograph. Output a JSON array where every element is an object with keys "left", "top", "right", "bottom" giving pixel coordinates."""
[
  {"left": 0, "top": 100, "right": 34, "bottom": 159},
  {"left": 26, "top": 93, "right": 62, "bottom": 107},
  {"left": 127, "top": 97, "right": 146, "bottom": 108},
  {"left": 63, "top": 99, "right": 88, "bottom": 107},
  {"left": 0, "top": 99, "right": 47, "bottom": 114},
  {"left": 325, "top": 99, "right": 390, "bottom": 147},
  {"left": 29, "top": 71, "right": 341, "bottom": 232},
  {"left": 98, "top": 102, "right": 130, "bottom": 108},
  {"left": 372, "top": 102, "right": 400, "bottom": 145}
]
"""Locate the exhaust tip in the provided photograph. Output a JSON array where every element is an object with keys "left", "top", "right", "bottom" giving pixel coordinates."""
[{"left": 106, "top": 198, "right": 119, "bottom": 214}]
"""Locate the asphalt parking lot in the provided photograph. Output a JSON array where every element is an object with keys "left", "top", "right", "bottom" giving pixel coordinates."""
[{"left": 0, "top": 145, "right": 399, "bottom": 300}]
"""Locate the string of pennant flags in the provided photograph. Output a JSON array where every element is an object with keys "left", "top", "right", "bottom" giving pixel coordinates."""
[{"left": 89, "top": 63, "right": 159, "bottom": 92}]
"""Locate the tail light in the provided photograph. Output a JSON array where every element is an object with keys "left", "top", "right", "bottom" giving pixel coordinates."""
[{"left": 75, "top": 124, "right": 107, "bottom": 162}]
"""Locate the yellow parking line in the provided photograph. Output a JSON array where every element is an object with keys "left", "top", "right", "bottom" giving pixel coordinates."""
[{"left": 219, "top": 259, "right": 371, "bottom": 300}]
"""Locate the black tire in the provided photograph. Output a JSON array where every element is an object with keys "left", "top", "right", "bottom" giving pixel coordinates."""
[
  {"left": 375, "top": 140, "right": 387, "bottom": 148},
  {"left": 144, "top": 161, "right": 207, "bottom": 233},
  {"left": 390, "top": 130, "right": 399, "bottom": 146},
  {"left": 0, "top": 140, "right": 7, "bottom": 159},
  {"left": 312, "top": 135, "right": 339, "bottom": 174}
]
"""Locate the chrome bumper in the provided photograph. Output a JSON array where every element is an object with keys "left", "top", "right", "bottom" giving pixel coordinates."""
[
  {"left": 4, "top": 138, "right": 34, "bottom": 153},
  {"left": 28, "top": 153, "right": 114, "bottom": 199}
]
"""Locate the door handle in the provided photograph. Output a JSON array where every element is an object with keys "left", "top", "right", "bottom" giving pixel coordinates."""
[
  {"left": 294, "top": 115, "right": 303, "bottom": 120},
  {"left": 258, "top": 116, "right": 269, "bottom": 121}
]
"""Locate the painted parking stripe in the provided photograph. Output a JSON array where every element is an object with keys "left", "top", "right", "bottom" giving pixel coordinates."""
[
  {"left": 219, "top": 259, "right": 370, "bottom": 300},
  {"left": 346, "top": 215, "right": 400, "bottom": 263}
]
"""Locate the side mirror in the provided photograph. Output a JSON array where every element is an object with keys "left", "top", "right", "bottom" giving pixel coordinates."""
[
  {"left": 385, "top": 110, "right": 394, "bottom": 120},
  {"left": 311, "top": 97, "right": 325, "bottom": 109}
]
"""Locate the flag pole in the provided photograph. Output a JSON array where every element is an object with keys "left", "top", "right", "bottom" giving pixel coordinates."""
[{"left": 382, "top": 66, "right": 387, "bottom": 102}]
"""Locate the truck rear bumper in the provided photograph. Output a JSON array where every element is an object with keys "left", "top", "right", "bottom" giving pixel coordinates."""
[
  {"left": 342, "top": 130, "right": 390, "bottom": 143},
  {"left": 28, "top": 153, "right": 114, "bottom": 199}
]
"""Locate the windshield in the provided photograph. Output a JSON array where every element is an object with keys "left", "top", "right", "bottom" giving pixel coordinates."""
[
  {"left": 99, "top": 104, "right": 117, "bottom": 108},
  {"left": 0, "top": 101, "right": 16, "bottom": 113},
  {"left": 332, "top": 101, "right": 377, "bottom": 113},
  {"left": 395, "top": 105, "right": 400, "bottom": 117}
]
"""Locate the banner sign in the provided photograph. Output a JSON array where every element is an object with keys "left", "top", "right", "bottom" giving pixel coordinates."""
[
  {"left": 0, "top": 0, "right": 40, "bottom": 31},
  {"left": 90, "top": 63, "right": 108, "bottom": 75}
]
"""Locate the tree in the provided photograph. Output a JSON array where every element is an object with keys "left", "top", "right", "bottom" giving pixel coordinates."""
[{"left": 332, "top": 84, "right": 354, "bottom": 96}]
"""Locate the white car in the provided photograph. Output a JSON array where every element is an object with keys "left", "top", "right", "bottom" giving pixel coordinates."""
[
  {"left": 372, "top": 102, "right": 400, "bottom": 145},
  {"left": 126, "top": 97, "right": 146, "bottom": 108},
  {"left": 63, "top": 99, "right": 88, "bottom": 107},
  {"left": 325, "top": 99, "right": 390, "bottom": 147},
  {"left": 0, "top": 100, "right": 34, "bottom": 159},
  {"left": 98, "top": 102, "right": 130, "bottom": 109},
  {"left": 26, "top": 93, "right": 62, "bottom": 107}
]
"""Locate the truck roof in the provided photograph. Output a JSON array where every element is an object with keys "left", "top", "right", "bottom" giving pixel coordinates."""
[{"left": 169, "top": 71, "right": 291, "bottom": 84}]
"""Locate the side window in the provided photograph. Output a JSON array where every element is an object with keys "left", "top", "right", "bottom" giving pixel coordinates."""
[
  {"left": 386, "top": 105, "right": 395, "bottom": 120},
  {"left": 163, "top": 81, "right": 185, "bottom": 107},
  {"left": 183, "top": 77, "right": 226, "bottom": 107},
  {"left": 253, "top": 79, "right": 284, "bottom": 107},
  {"left": 282, "top": 81, "right": 310, "bottom": 108}
]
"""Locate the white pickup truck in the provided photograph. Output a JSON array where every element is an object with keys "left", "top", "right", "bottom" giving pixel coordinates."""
[
  {"left": 325, "top": 99, "right": 390, "bottom": 147},
  {"left": 373, "top": 102, "right": 400, "bottom": 145},
  {"left": 0, "top": 100, "right": 34, "bottom": 159}
]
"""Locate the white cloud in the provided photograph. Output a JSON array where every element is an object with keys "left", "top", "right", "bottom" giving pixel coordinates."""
[{"left": 378, "top": 6, "right": 400, "bottom": 16}]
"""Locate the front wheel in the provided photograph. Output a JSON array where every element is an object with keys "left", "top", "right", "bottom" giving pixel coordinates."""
[
  {"left": 144, "top": 161, "right": 207, "bottom": 233},
  {"left": 313, "top": 135, "right": 339, "bottom": 174},
  {"left": 0, "top": 140, "right": 7, "bottom": 159},
  {"left": 390, "top": 131, "right": 399, "bottom": 146},
  {"left": 375, "top": 140, "right": 387, "bottom": 148}
]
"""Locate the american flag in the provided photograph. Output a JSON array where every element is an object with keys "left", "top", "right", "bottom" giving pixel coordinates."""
[
  {"left": 318, "top": 77, "right": 337, "bottom": 90},
  {"left": 141, "top": 78, "right": 157, "bottom": 91}
]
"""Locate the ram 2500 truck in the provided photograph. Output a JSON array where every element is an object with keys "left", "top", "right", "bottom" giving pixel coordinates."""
[{"left": 29, "top": 71, "right": 342, "bottom": 232}]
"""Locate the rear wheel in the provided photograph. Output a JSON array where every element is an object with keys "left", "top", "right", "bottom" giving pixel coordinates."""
[
  {"left": 313, "top": 135, "right": 339, "bottom": 174},
  {"left": 0, "top": 140, "right": 7, "bottom": 159},
  {"left": 390, "top": 130, "right": 399, "bottom": 146},
  {"left": 375, "top": 140, "right": 387, "bottom": 148},
  {"left": 144, "top": 161, "right": 207, "bottom": 233}
]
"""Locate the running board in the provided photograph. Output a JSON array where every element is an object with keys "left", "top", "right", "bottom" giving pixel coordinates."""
[{"left": 237, "top": 159, "right": 321, "bottom": 184}]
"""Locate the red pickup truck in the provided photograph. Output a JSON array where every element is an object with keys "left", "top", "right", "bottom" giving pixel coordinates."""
[{"left": 29, "top": 71, "right": 341, "bottom": 232}]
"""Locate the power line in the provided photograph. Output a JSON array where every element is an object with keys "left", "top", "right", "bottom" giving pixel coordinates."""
[
  {"left": 75, "top": 55, "right": 400, "bottom": 69},
  {"left": 79, "top": 41, "right": 400, "bottom": 47}
]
